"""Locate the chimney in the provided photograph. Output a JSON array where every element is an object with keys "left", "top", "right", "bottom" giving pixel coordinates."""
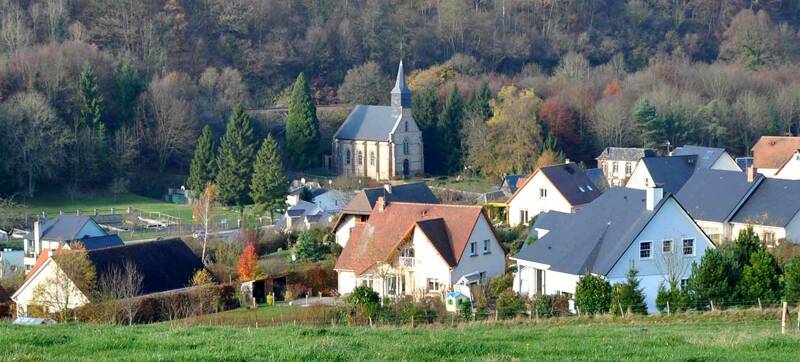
[
  {"left": 376, "top": 196, "right": 386, "bottom": 212},
  {"left": 33, "top": 221, "right": 41, "bottom": 256},
  {"left": 383, "top": 184, "right": 393, "bottom": 194},
  {"left": 646, "top": 184, "right": 664, "bottom": 211},
  {"left": 747, "top": 166, "right": 755, "bottom": 183}
]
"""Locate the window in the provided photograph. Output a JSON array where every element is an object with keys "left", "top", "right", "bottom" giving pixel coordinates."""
[
  {"left": 369, "top": 151, "right": 375, "bottom": 166},
  {"left": 427, "top": 278, "right": 441, "bottom": 291},
  {"left": 404, "top": 121, "right": 409, "bottom": 132},
  {"left": 401, "top": 246, "right": 414, "bottom": 258},
  {"left": 578, "top": 186, "right": 585, "bottom": 193},
  {"left": 662, "top": 240, "right": 673, "bottom": 253},
  {"left": 403, "top": 138, "right": 410, "bottom": 155},
  {"left": 520, "top": 209, "right": 529, "bottom": 224},
  {"left": 483, "top": 239, "right": 490, "bottom": 254},
  {"left": 640, "top": 241, "right": 652, "bottom": 259},
  {"left": 586, "top": 185, "right": 593, "bottom": 191},
  {"left": 535, "top": 269, "right": 544, "bottom": 295},
  {"left": 625, "top": 162, "right": 632, "bottom": 175},
  {"left": 612, "top": 162, "right": 619, "bottom": 174},
  {"left": 762, "top": 231, "right": 776, "bottom": 245},
  {"left": 357, "top": 151, "right": 363, "bottom": 165},
  {"left": 479, "top": 272, "right": 486, "bottom": 281},
  {"left": 387, "top": 275, "right": 398, "bottom": 295},
  {"left": 682, "top": 239, "right": 695, "bottom": 256},
  {"left": 470, "top": 241, "right": 478, "bottom": 256},
  {"left": 346, "top": 150, "right": 351, "bottom": 165},
  {"left": 539, "top": 188, "right": 547, "bottom": 199}
]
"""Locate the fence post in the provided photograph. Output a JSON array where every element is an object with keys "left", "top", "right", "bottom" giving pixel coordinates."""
[
  {"left": 796, "top": 303, "right": 800, "bottom": 331},
  {"left": 618, "top": 303, "right": 624, "bottom": 318},
  {"left": 666, "top": 302, "right": 670, "bottom": 316},
  {"left": 782, "top": 301, "right": 788, "bottom": 335},
  {"left": 758, "top": 298, "right": 762, "bottom": 311},
  {"left": 710, "top": 300, "right": 715, "bottom": 312}
]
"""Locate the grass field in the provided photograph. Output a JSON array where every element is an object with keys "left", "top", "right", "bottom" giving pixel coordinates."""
[{"left": 0, "top": 317, "right": 798, "bottom": 361}]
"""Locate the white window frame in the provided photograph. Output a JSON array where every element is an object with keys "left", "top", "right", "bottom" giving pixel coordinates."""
[
  {"left": 482, "top": 239, "right": 490, "bottom": 254},
  {"left": 662, "top": 239, "right": 673, "bottom": 254},
  {"left": 470, "top": 241, "right": 478, "bottom": 256},
  {"left": 682, "top": 238, "right": 695, "bottom": 256},
  {"left": 639, "top": 241, "right": 652, "bottom": 259},
  {"left": 520, "top": 209, "right": 529, "bottom": 224}
]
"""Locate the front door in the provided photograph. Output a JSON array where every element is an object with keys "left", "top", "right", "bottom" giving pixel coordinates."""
[{"left": 403, "top": 159, "right": 410, "bottom": 177}]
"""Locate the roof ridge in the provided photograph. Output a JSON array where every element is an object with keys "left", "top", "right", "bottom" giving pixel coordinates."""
[{"left": 386, "top": 202, "right": 481, "bottom": 209}]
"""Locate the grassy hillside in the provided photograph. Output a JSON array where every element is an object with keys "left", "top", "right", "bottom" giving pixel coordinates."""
[{"left": 0, "top": 319, "right": 798, "bottom": 361}]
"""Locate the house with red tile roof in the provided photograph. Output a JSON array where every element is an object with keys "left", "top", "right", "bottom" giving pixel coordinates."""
[
  {"left": 334, "top": 199, "right": 505, "bottom": 299},
  {"left": 752, "top": 136, "right": 800, "bottom": 177}
]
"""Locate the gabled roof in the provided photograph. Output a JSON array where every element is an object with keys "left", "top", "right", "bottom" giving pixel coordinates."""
[
  {"left": 341, "top": 182, "right": 438, "bottom": 215},
  {"left": 596, "top": 147, "right": 655, "bottom": 161},
  {"left": 584, "top": 168, "right": 609, "bottom": 192},
  {"left": 333, "top": 105, "right": 401, "bottom": 141},
  {"left": 676, "top": 169, "right": 753, "bottom": 222},
  {"left": 501, "top": 174, "right": 526, "bottom": 194},
  {"left": 509, "top": 163, "right": 601, "bottom": 206},
  {"left": 86, "top": 238, "right": 208, "bottom": 296},
  {"left": 514, "top": 189, "right": 695, "bottom": 275},
  {"left": 671, "top": 145, "right": 728, "bottom": 170},
  {"left": 729, "top": 178, "right": 800, "bottom": 227},
  {"left": 532, "top": 211, "right": 571, "bottom": 232},
  {"left": 287, "top": 200, "right": 322, "bottom": 217},
  {"left": 638, "top": 155, "right": 697, "bottom": 194},
  {"left": 752, "top": 136, "right": 800, "bottom": 169},
  {"left": 335, "top": 202, "right": 489, "bottom": 275},
  {"left": 37, "top": 215, "right": 102, "bottom": 241},
  {"left": 80, "top": 234, "right": 125, "bottom": 250}
]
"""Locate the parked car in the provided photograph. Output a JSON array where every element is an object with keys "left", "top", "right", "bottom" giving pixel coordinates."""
[{"left": 192, "top": 230, "right": 206, "bottom": 239}]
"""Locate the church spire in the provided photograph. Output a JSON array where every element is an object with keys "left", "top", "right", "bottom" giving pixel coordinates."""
[{"left": 391, "top": 61, "right": 411, "bottom": 109}]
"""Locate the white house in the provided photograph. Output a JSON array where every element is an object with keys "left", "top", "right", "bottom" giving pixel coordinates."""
[
  {"left": 670, "top": 145, "right": 740, "bottom": 171},
  {"left": 751, "top": 136, "right": 800, "bottom": 177},
  {"left": 507, "top": 162, "right": 601, "bottom": 227},
  {"left": 774, "top": 150, "right": 800, "bottom": 180},
  {"left": 626, "top": 155, "right": 697, "bottom": 194},
  {"left": 335, "top": 200, "right": 505, "bottom": 299},
  {"left": 23, "top": 216, "right": 121, "bottom": 273},
  {"left": 332, "top": 182, "right": 438, "bottom": 247},
  {"left": 512, "top": 187, "right": 715, "bottom": 313},
  {"left": 596, "top": 147, "right": 655, "bottom": 187}
]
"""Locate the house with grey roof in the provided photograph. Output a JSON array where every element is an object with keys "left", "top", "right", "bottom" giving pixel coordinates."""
[
  {"left": 333, "top": 182, "right": 438, "bottom": 247},
  {"left": 512, "top": 186, "right": 715, "bottom": 313},
  {"left": 677, "top": 168, "right": 800, "bottom": 244},
  {"left": 23, "top": 215, "right": 112, "bottom": 273},
  {"left": 507, "top": 162, "right": 602, "bottom": 227},
  {"left": 671, "top": 145, "right": 740, "bottom": 171},
  {"left": 596, "top": 147, "right": 656, "bottom": 187},
  {"left": 626, "top": 155, "right": 698, "bottom": 194},
  {"left": 332, "top": 61, "right": 424, "bottom": 180}
]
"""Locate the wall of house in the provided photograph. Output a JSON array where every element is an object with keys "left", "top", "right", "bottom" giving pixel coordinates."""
[
  {"left": 712, "top": 154, "right": 743, "bottom": 172},
  {"left": 695, "top": 220, "right": 726, "bottom": 244},
  {"left": 785, "top": 215, "right": 800, "bottom": 243},
  {"left": 625, "top": 161, "right": 652, "bottom": 189},
  {"left": 334, "top": 215, "right": 357, "bottom": 247},
  {"left": 606, "top": 198, "right": 714, "bottom": 313},
  {"left": 774, "top": 153, "right": 800, "bottom": 180},
  {"left": 513, "top": 259, "right": 581, "bottom": 299},
  {"left": 451, "top": 216, "right": 506, "bottom": 284},
  {"left": 24, "top": 221, "right": 107, "bottom": 270},
  {"left": 390, "top": 111, "right": 424, "bottom": 178},
  {"left": 508, "top": 173, "right": 573, "bottom": 227},
  {"left": 337, "top": 270, "right": 356, "bottom": 295},
  {"left": 599, "top": 160, "right": 637, "bottom": 187},
  {"left": 731, "top": 222, "right": 789, "bottom": 245},
  {"left": 757, "top": 168, "right": 779, "bottom": 177},
  {"left": 14, "top": 259, "right": 90, "bottom": 316},
  {"left": 411, "top": 227, "right": 453, "bottom": 294}
]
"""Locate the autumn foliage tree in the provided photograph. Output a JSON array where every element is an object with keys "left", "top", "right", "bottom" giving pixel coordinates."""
[{"left": 236, "top": 243, "right": 260, "bottom": 281}]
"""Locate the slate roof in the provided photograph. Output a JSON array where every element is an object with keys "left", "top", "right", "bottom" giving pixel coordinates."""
[
  {"left": 676, "top": 169, "right": 753, "bottom": 222},
  {"left": 333, "top": 105, "right": 400, "bottom": 141},
  {"left": 341, "top": 182, "right": 438, "bottom": 215},
  {"left": 37, "top": 215, "right": 101, "bottom": 241},
  {"left": 596, "top": 147, "right": 656, "bottom": 161},
  {"left": 509, "top": 163, "right": 601, "bottom": 206},
  {"left": 501, "top": 174, "right": 526, "bottom": 194},
  {"left": 335, "top": 203, "right": 489, "bottom": 275},
  {"left": 585, "top": 168, "right": 609, "bottom": 192},
  {"left": 671, "top": 145, "right": 729, "bottom": 170},
  {"left": 638, "top": 155, "right": 697, "bottom": 194},
  {"left": 80, "top": 234, "right": 125, "bottom": 250},
  {"left": 513, "top": 188, "right": 681, "bottom": 275},
  {"left": 730, "top": 178, "right": 800, "bottom": 227},
  {"left": 86, "top": 238, "right": 208, "bottom": 296},
  {"left": 532, "top": 211, "right": 571, "bottom": 232},
  {"left": 736, "top": 157, "right": 754, "bottom": 172},
  {"left": 752, "top": 136, "right": 800, "bottom": 169}
]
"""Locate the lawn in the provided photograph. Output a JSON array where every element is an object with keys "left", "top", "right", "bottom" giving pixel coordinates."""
[
  {"left": 432, "top": 176, "right": 494, "bottom": 194},
  {"left": 0, "top": 318, "right": 798, "bottom": 360}
]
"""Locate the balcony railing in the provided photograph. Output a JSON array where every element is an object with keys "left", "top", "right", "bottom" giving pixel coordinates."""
[{"left": 399, "top": 257, "right": 415, "bottom": 268}]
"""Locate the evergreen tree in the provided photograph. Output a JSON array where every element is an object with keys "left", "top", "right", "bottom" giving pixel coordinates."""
[
  {"left": 250, "top": 134, "right": 287, "bottom": 222},
  {"left": 438, "top": 85, "right": 465, "bottom": 175},
  {"left": 74, "top": 62, "right": 109, "bottom": 188},
  {"left": 733, "top": 226, "right": 763, "bottom": 268},
  {"left": 285, "top": 72, "right": 320, "bottom": 169},
  {"left": 216, "top": 104, "right": 257, "bottom": 212},
  {"left": 111, "top": 61, "right": 145, "bottom": 129},
  {"left": 187, "top": 125, "right": 217, "bottom": 192},
  {"left": 739, "top": 249, "right": 781, "bottom": 303},
  {"left": 687, "top": 247, "right": 740, "bottom": 308},
  {"left": 610, "top": 267, "right": 648, "bottom": 315},
  {"left": 783, "top": 255, "right": 800, "bottom": 302},
  {"left": 79, "top": 62, "right": 103, "bottom": 129},
  {"left": 467, "top": 81, "right": 492, "bottom": 120},
  {"left": 412, "top": 87, "right": 439, "bottom": 174},
  {"left": 633, "top": 99, "right": 662, "bottom": 148}
]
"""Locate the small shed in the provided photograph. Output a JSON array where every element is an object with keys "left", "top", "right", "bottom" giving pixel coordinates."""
[
  {"left": 445, "top": 292, "right": 470, "bottom": 313},
  {"left": 240, "top": 274, "right": 288, "bottom": 306}
]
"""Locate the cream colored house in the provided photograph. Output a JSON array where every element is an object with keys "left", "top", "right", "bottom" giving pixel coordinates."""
[
  {"left": 507, "top": 163, "right": 601, "bottom": 227},
  {"left": 596, "top": 147, "right": 655, "bottom": 187},
  {"left": 332, "top": 61, "right": 424, "bottom": 180},
  {"left": 774, "top": 150, "right": 800, "bottom": 180},
  {"left": 335, "top": 200, "right": 505, "bottom": 299}
]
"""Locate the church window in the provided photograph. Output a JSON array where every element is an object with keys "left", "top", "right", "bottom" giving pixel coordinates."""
[
  {"left": 346, "top": 150, "right": 351, "bottom": 165},
  {"left": 403, "top": 139, "right": 410, "bottom": 155},
  {"left": 404, "top": 122, "right": 409, "bottom": 132},
  {"left": 369, "top": 151, "right": 375, "bottom": 166},
  {"left": 357, "top": 151, "right": 363, "bottom": 165}
]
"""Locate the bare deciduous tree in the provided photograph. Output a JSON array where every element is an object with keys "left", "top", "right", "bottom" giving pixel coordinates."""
[
  {"left": 98, "top": 260, "right": 143, "bottom": 325},
  {"left": 142, "top": 72, "right": 198, "bottom": 172},
  {"left": 31, "top": 248, "right": 96, "bottom": 322},
  {"left": 193, "top": 182, "right": 218, "bottom": 264}
]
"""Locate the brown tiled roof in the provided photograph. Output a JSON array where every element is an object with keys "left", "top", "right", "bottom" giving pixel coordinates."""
[
  {"left": 752, "top": 136, "right": 800, "bottom": 169},
  {"left": 25, "top": 249, "right": 51, "bottom": 279},
  {"left": 334, "top": 202, "right": 485, "bottom": 275}
]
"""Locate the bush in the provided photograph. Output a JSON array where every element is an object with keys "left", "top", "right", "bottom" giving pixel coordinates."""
[
  {"left": 293, "top": 229, "right": 330, "bottom": 262},
  {"left": 687, "top": 247, "right": 740, "bottom": 309},
  {"left": 530, "top": 294, "right": 571, "bottom": 318},
  {"left": 609, "top": 268, "right": 647, "bottom": 315},
  {"left": 287, "top": 283, "right": 308, "bottom": 298},
  {"left": 496, "top": 290, "right": 525, "bottom": 319},
  {"left": 490, "top": 274, "right": 514, "bottom": 297},
  {"left": 459, "top": 299, "right": 473, "bottom": 320},
  {"left": 655, "top": 283, "right": 689, "bottom": 313},
  {"left": 784, "top": 255, "right": 800, "bottom": 302},
  {"left": 739, "top": 249, "right": 781, "bottom": 303},
  {"left": 347, "top": 286, "right": 381, "bottom": 320},
  {"left": 575, "top": 274, "right": 612, "bottom": 315}
]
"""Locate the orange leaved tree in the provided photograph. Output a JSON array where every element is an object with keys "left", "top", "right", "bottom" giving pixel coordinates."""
[{"left": 237, "top": 243, "right": 260, "bottom": 281}]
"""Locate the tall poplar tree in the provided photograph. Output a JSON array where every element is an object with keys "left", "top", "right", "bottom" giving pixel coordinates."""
[
  {"left": 285, "top": 73, "right": 320, "bottom": 169},
  {"left": 216, "top": 104, "right": 257, "bottom": 212},
  {"left": 438, "top": 85, "right": 465, "bottom": 175},
  {"left": 250, "top": 134, "right": 287, "bottom": 222},
  {"left": 187, "top": 125, "right": 217, "bottom": 192}
]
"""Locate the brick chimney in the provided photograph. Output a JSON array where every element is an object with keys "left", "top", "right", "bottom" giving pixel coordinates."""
[
  {"left": 376, "top": 196, "right": 386, "bottom": 212},
  {"left": 747, "top": 166, "right": 755, "bottom": 183}
]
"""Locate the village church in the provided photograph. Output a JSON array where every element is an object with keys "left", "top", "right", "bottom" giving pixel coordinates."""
[{"left": 332, "top": 62, "right": 424, "bottom": 180}]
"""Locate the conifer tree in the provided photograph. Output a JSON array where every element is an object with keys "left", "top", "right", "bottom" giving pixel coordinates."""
[
  {"left": 412, "top": 87, "right": 439, "bottom": 174},
  {"left": 250, "top": 134, "right": 287, "bottom": 222},
  {"left": 187, "top": 125, "right": 217, "bottom": 192},
  {"left": 74, "top": 62, "right": 109, "bottom": 188},
  {"left": 610, "top": 267, "right": 648, "bottom": 315},
  {"left": 633, "top": 98, "right": 663, "bottom": 148},
  {"left": 216, "top": 104, "right": 257, "bottom": 212},
  {"left": 438, "top": 85, "right": 465, "bottom": 174},
  {"left": 79, "top": 62, "right": 103, "bottom": 129},
  {"left": 739, "top": 249, "right": 781, "bottom": 303},
  {"left": 467, "top": 81, "right": 492, "bottom": 120},
  {"left": 285, "top": 72, "right": 320, "bottom": 169},
  {"left": 733, "top": 226, "right": 763, "bottom": 268}
]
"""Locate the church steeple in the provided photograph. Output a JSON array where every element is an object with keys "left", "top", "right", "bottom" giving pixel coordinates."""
[{"left": 391, "top": 61, "right": 411, "bottom": 109}]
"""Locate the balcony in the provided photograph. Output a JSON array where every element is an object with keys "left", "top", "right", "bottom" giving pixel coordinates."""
[{"left": 399, "top": 256, "right": 415, "bottom": 268}]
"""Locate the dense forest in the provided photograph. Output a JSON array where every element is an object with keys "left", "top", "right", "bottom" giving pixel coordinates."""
[{"left": 3, "top": 0, "right": 800, "bottom": 198}]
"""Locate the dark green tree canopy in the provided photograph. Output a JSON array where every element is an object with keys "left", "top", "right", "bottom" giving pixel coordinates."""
[
  {"left": 285, "top": 73, "right": 320, "bottom": 169},
  {"left": 575, "top": 274, "right": 612, "bottom": 315},
  {"left": 438, "top": 85, "right": 465, "bottom": 175},
  {"left": 610, "top": 267, "right": 648, "bottom": 315},
  {"left": 216, "top": 104, "right": 257, "bottom": 209},
  {"left": 187, "top": 125, "right": 217, "bottom": 192},
  {"left": 250, "top": 134, "right": 287, "bottom": 219}
]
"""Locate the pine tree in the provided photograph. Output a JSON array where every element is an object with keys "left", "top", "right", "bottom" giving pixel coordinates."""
[
  {"left": 79, "top": 62, "right": 103, "bottom": 129},
  {"left": 74, "top": 62, "right": 108, "bottom": 188},
  {"left": 467, "top": 81, "right": 492, "bottom": 120},
  {"left": 633, "top": 99, "right": 663, "bottom": 148},
  {"left": 438, "top": 85, "right": 465, "bottom": 175},
  {"left": 285, "top": 72, "right": 320, "bottom": 169},
  {"left": 733, "top": 225, "right": 763, "bottom": 268},
  {"left": 610, "top": 267, "right": 648, "bottom": 315},
  {"left": 187, "top": 126, "right": 217, "bottom": 193},
  {"left": 112, "top": 61, "right": 144, "bottom": 129},
  {"left": 412, "top": 88, "right": 439, "bottom": 174},
  {"left": 250, "top": 134, "right": 287, "bottom": 222},
  {"left": 216, "top": 104, "right": 257, "bottom": 211},
  {"left": 739, "top": 249, "right": 781, "bottom": 303}
]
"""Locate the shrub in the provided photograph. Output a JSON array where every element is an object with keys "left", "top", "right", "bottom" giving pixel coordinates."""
[
  {"left": 575, "top": 274, "right": 612, "bottom": 315},
  {"left": 287, "top": 283, "right": 308, "bottom": 298},
  {"left": 609, "top": 268, "right": 647, "bottom": 315},
  {"left": 530, "top": 294, "right": 570, "bottom": 318},
  {"left": 655, "top": 283, "right": 689, "bottom": 313},
  {"left": 496, "top": 290, "right": 525, "bottom": 319},
  {"left": 490, "top": 274, "right": 514, "bottom": 297},
  {"left": 293, "top": 229, "right": 330, "bottom": 262},
  {"left": 459, "top": 299, "right": 473, "bottom": 320},
  {"left": 784, "top": 255, "right": 800, "bottom": 302},
  {"left": 347, "top": 286, "right": 381, "bottom": 320},
  {"left": 474, "top": 304, "right": 489, "bottom": 320}
]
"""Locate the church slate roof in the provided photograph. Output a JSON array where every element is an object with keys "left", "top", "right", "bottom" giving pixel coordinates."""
[{"left": 333, "top": 105, "right": 400, "bottom": 141}]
